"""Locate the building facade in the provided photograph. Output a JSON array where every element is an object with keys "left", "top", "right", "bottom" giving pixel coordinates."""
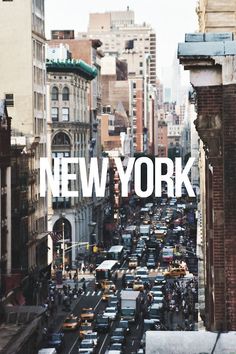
[
  {"left": 46, "top": 59, "right": 97, "bottom": 268},
  {"left": 0, "top": 0, "right": 48, "bottom": 271}
]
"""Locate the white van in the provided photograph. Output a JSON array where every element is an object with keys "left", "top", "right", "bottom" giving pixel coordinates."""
[{"left": 38, "top": 349, "right": 57, "bottom": 354}]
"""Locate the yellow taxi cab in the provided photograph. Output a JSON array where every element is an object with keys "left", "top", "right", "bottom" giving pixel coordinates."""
[
  {"left": 80, "top": 308, "right": 95, "bottom": 322},
  {"left": 79, "top": 321, "right": 94, "bottom": 339},
  {"left": 133, "top": 280, "right": 144, "bottom": 291},
  {"left": 102, "top": 289, "right": 114, "bottom": 301},
  {"left": 164, "top": 267, "right": 186, "bottom": 277},
  {"left": 101, "top": 280, "right": 116, "bottom": 291},
  {"left": 62, "top": 314, "right": 80, "bottom": 331}
]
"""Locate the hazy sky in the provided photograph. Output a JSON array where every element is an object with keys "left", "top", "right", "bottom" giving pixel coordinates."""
[{"left": 45, "top": 0, "right": 198, "bottom": 77}]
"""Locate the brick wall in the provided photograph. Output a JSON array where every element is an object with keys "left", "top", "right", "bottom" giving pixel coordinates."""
[{"left": 195, "top": 84, "right": 236, "bottom": 330}]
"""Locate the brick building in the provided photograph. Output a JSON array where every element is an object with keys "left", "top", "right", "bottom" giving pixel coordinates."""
[{"left": 178, "top": 33, "right": 236, "bottom": 331}]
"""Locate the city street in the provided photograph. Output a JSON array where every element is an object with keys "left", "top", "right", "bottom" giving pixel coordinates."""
[{"left": 39, "top": 196, "right": 198, "bottom": 353}]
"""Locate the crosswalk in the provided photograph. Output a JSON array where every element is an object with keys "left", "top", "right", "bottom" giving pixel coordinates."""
[{"left": 83, "top": 289, "right": 121, "bottom": 297}]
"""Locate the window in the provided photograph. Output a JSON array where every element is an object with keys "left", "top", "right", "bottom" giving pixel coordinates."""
[
  {"left": 51, "top": 107, "right": 58, "bottom": 121},
  {"left": 5, "top": 93, "right": 14, "bottom": 107},
  {"left": 62, "top": 107, "right": 69, "bottom": 121},
  {"left": 52, "top": 132, "right": 70, "bottom": 145},
  {"left": 51, "top": 86, "right": 58, "bottom": 101},
  {"left": 62, "top": 87, "right": 69, "bottom": 101}
]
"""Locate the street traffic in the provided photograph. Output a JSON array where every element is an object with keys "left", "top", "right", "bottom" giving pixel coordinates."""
[{"left": 39, "top": 195, "right": 198, "bottom": 354}]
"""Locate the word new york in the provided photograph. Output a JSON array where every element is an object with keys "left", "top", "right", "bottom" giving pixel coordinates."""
[{"left": 40, "top": 157, "right": 196, "bottom": 198}]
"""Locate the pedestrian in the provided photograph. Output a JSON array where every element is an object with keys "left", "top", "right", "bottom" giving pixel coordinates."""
[
  {"left": 82, "top": 266, "right": 86, "bottom": 274},
  {"left": 69, "top": 271, "right": 72, "bottom": 280},
  {"left": 82, "top": 281, "right": 86, "bottom": 292}
]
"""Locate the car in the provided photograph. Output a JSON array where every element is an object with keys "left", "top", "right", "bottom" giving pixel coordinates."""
[
  {"left": 78, "top": 339, "right": 96, "bottom": 353},
  {"left": 109, "top": 343, "right": 123, "bottom": 352},
  {"left": 112, "top": 328, "right": 127, "bottom": 337},
  {"left": 152, "top": 296, "right": 164, "bottom": 304},
  {"left": 102, "top": 289, "right": 114, "bottom": 301},
  {"left": 47, "top": 332, "right": 64, "bottom": 351},
  {"left": 128, "top": 257, "right": 138, "bottom": 269},
  {"left": 62, "top": 315, "right": 80, "bottom": 331},
  {"left": 110, "top": 333, "right": 125, "bottom": 345},
  {"left": 103, "top": 307, "right": 117, "bottom": 320},
  {"left": 164, "top": 267, "right": 186, "bottom": 277},
  {"left": 117, "top": 320, "right": 130, "bottom": 334},
  {"left": 80, "top": 308, "right": 95, "bottom": 322},
  {"left": 136, "top": 267, "right": 148, "bottom": 276},
  {"left": 108, "top": 295, "right": 119, "bottom": 306},
  {"left": 133, "top": 280, "right": 144, "bottom": 291},
  {"left": 101, "top": 280, "right": 116, "bottom": 291},
  {"left": 154, "top": 275, "right": 166, "bottom": 285},
  {"left": 123, "top": 274, "right": 135, "bottom": 288},
  {"left": 147, "top": 259, "right": 156, "bottom": 268},
  {"left": 148, "top": 303, "right": 163, "bottom": 320},
  {"left": 151, "top": 290, "right": 163, "bottom": 298},
  {"left": 79, "top": 322, "right": 94, "bottom": 339},
  {"left": 94, "top": 315, "right": 110, "bottom": 332},
  {"left": 84, "top": 332, "right": 98, "bottom": 346},
  {"left": 151, "top": 285, "right": 163, "bottom": 292}
]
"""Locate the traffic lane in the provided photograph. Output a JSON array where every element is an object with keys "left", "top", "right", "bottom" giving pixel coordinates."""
[
  {"left": 124, "top": 315, "right": 144, "bottom": 354},
  {"left": 61, "top": 293, "right": 105, "bottom": 354}
]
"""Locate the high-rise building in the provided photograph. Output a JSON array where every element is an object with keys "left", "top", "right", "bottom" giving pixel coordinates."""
[
  {"left": 0, "top": 0, "right": 48, "bottom": 271},
  {"left": 78, "top": 8, "right": 157, "bottom": 86}
]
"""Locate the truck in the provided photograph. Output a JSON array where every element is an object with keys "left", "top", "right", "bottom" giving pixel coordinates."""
[{"left": 120, "top": 290, "right": 142, "bottom": 323}]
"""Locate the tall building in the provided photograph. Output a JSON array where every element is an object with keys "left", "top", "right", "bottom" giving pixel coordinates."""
[
  {"left": 0, "top": 0, "right": 48, "bottom": 273},
  {"left": 0, "top": 101, "right": 11, "bottom": 296},
  {"left": 178, "top": 32, "right": 236, "bottom": 331},
  {"left": 78, "top": 8, "right": 157, "bottom": 86}
]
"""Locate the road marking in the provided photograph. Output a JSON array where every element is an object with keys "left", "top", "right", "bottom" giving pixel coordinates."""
[
  {"left": 68, "top": 335, "right": 79, "bottom": 354},
  {"left": 98, "top": 332, "right": 109, "bottom": 354},
  {"left": 136, "top": 324, "right": 139, "bottom": 330},
  {"left": 94, "top": 296, "right": 102, "bottom": 311},
  {"left": 132, "top": 340, "right": 135, "bottom": 346},
  {"left": 92, "top": 291, "right": 95, "bottom": 296}
]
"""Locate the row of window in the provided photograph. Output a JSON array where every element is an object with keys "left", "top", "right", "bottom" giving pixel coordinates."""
[
  {"left": 52, "top": 86, "right": 69, "bottom": 101},
  {"left": 52, "top": 107, "right": 69, "bottom": 121}
]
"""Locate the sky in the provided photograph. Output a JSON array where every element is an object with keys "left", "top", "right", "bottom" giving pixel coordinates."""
[{"left": 45, "top": 0, "right": 198, "bottom": 78}]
